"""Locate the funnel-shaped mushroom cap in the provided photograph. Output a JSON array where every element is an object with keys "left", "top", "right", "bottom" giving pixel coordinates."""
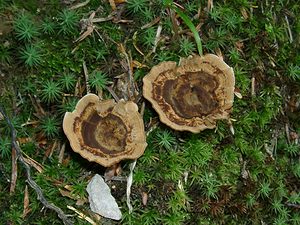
[
  {"left": 63, "top": 94, "right": 147, "bottom": 167},
  {"left": 143, "top": 54, "right": 235, "bottom": 133}
]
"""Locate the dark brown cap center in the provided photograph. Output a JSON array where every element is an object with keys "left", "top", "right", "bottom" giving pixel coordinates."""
[
  {"left": 81, "top": 112, "right": 127, "bottom": 153},
  {"left": 161, "top": 71, "right": 220, "bottom": 118}
]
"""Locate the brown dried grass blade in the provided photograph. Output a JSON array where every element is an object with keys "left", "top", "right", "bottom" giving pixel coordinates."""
[
  {"left": 10, "top": 146, "right": 18, "bottom": 194},
  {"left": 22, "top": 185, "right": 31, "bottom": 218}
]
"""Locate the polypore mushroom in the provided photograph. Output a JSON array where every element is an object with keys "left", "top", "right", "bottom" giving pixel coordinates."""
[
  {"left": 143, "top": 54, "right": 235, "bottom": 133},
  {"left": 63, "top": 94, "right": 147, "bottom": 167}
]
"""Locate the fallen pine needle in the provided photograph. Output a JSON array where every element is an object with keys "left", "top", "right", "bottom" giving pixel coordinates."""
[
  {"left": 10, "top": 146, "right": 18, "bottom": 194},
  {"left": 59, "top": 142, "right": 66, "bottom": 164},
  {"left": 142, "top": 192, "right": 148, "bottom": 206},
  {"left": 67, "top": 205, "right": 97, "bottom": 225},
  {"left": 251, "top": 77, "right": 256, "bottom": 97},
  {"left": 133, "top": 31, "right": 144, "bottom": 56},
  {"left": 152, "top": 24, "right": 162, "bottom": 54},
  {"left": 83, "top": 61, "right": 90, "bottom": 94},
  {"left": 126, "top": 160, "right": 137, "bottom": 213},
  {"left": 23, "top": 185, "right": 31, "bottom": 218},
  {"left": 69, "top": 0, "right": 90, "bottom": 10},
  {"left": 22, "top": 152, "right": 44, "bottom": 173},
  {"left": 141, "top": 17, "right": 160, "bottom": 29}
]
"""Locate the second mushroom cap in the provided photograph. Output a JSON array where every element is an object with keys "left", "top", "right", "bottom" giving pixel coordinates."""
[
  {"left": 63, "top": 94, "right": 147, "bottom": 167},
  {"left": 143, "top": 54, "right": 235, "bottom": 133}
]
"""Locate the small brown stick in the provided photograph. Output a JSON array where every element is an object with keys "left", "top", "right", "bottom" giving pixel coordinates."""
[
  {"left": 10, "top": 146, "right": 18, "bottom": 194},
  {"left": 83, "top": 61, "right": 90, "bottom": 94},
  {"left": 23, "top": 156, "right": 44, "bottom": 173},
  {"left": 91, "top": 15, "right": 114, "bottom": 23},
  {"left": 58, "top": 142, "right": 66, "bottom": 164},
  {"left": 69, "top": 0, "right": 90, "bottom": 10},
  {"left": 140, "top": 101, "right": 145, "bottom": 117},
  {"left": 67, "top": 205, "right": 97, "bottom": 225},
  {"left": 284, "top": 15, "right": 293, "bottom": 43},
  {"left": 74, "top": 11, "right": 108, "bottom": 43},
  {"left": 141, "top": 17, "right": 160, "bottom": 29},
  {"left": 74, "top": 77, "right": 82, "bottom": 97},
  {"left": 23, "top": 185, "right": 31, "bottom": 218},
  {"left": 28, "top": 94, "right": 46, "bottom": 118},
  {"left": 215, "top": 48, "right": 224, "bottom": 60},
  {"left": 106, "top": 86, "right": 120, "bottom": 102},
  {"left": 144, "top": 24, "right": 163, "bottom": 60},
  {"left": 133, "top": 31, "right": 144, "bottom": 56},
  {"left": 126, "top": 160, "right": 136, "bottom": 213},
  {"left": 285, "top": 123, "right": 291, "bottom": 145},
  {"left": 21, "top": 120, "right": 39, "bottom": 127},
  {"left": 43, "top": 141, "right": 58, "bottom": 163},
  {"left": 251, "top": 77, "right": 256, "bottom": 97},
  {"left": 286, "top": 202, "right": 300, "bottom": 209},
  {"left": 142, "top": 192, "right": 148, "bottom": 206},
  {"left": 0, "top": 106, "right": 73, "bottom": 225},
  {"left": 96, "top": 87, "right": 103, "bottom": 100},
  {"left": 152, "top": 24, "right": 162, "bottom": 54},
  {"left": 170, "top": 9, "right": 179, "bottom": 39},
  {"left": 104, "top": 163, "right": 122, "bottom": 181},
  {"left": 228, "top": 119, "right": 235, "bottom": 135},
  {"left": 118, "top": 44, "right": 135, "bottom": 100},
  {"left": 207, "top": 0, "right": 213, "bottom": 11}
]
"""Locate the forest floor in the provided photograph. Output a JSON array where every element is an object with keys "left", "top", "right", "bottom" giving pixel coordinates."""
[{"left": 0, "top": 0, "right": 299, "bottom": 224}]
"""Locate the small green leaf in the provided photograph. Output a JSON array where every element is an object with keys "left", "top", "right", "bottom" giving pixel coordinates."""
[{"left": 170, "top": 4, "right": 203, "bottom": 56}]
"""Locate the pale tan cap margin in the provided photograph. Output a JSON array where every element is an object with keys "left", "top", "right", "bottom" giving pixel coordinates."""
[
  {"left": 63, "top": 94, "right": 147, "bottom": 167},
  {"left": 143, "top": 54, "right": 235, "bottom": 133}
]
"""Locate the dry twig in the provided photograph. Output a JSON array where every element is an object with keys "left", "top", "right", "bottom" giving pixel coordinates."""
[
  {"left": 58, "top": 142, "right": 66, "bottom": 164},
  {"left": 286, "top": 202, "right": 300, "bottom": 209},
  {"left": 132, "top": 31, "right": 144, "bottom": 56},
  {"left": 141, "top": 17, "right": 160, "bottom": 30},
  {"left": 207, "top": 0, "right": 213, "bottom": 11},
  {"left": 0, "top": 105, "right": 73, "bottom": 225},
  {"left": 126, "top": 160, "right": 136, "bottom": 213},
  {"left": 152, "top": 24, "right": 162, "bottom": 54},
  {"left": 10, "top": 146, "right": 18, "bottom": 194},
  {"left": 74, "top": 12, "right": 113, "bottom": 43},
  {"left": 284, "top": 15, "right": 293, "bottom": 43},
  {"left": 118, "top": 44, "right": 136, "bottom": 100},
  {"left": 23, "top": 185, "right": 31, "bottom": 218},
  {"left": 251, "top": 77, "right": 256, "bottom": 97},
  {"left": 67, "top": 205, "right": 97, "bottom": 225},
  {"left": 69, "top": 0, "right": 90, "bottom": 10},
  {"left": 83, "top": 61, "right": 90, "bottom": 94},
  {"left": 106, "top": 86, "right": 120, "bottom": 102}
]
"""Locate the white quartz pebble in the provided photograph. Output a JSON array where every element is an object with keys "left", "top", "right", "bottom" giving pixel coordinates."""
[{"left": 86, "top": 174, "right": 122, "bottom": 220}]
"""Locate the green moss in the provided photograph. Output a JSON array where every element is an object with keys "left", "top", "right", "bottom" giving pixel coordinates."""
[{"left": 0, "top": 0, "right": 299, "bottom": 224}]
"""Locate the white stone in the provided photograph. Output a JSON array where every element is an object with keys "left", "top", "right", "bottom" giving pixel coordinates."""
[{"left": 86, "top": 174, "right": 122, "bottom": 220}]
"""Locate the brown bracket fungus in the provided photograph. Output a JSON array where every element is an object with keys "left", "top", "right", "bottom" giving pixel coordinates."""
[
  {"left": 143, "top": 54, "right": 235, "bottom": 133},
  {"left": 63, "top": 94, "right": 147, "bottom": 167}
]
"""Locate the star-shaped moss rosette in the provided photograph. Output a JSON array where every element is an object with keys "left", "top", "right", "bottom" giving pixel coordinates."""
[
  {"left": 143, "top": 54, "right": 235, "bottom": 133},
  {"left": 63, "top": 94, "right": 147, "bottom": 167}
]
